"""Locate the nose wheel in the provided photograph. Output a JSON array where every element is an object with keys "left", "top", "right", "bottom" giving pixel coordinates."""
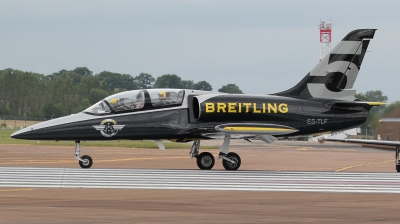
[{"left": 79, "top": 155, "right": 93, "bottom": 168}]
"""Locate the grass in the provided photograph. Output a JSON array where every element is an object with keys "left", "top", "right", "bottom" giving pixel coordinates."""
[{"left": 0, "top": 129, "right": 216, "bottom": 149}]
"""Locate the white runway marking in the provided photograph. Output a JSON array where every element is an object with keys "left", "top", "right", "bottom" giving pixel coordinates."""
[{"left": 0, "top": 167, "right": 399, "bottom": 193}]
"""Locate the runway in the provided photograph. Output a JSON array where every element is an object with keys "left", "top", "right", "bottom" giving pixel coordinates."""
[
  {"left": 2, "top": 143, "right": 400, "bottom": 223},
  {"left": 1, "top": 167, "right": 400, "bottom": 193}
]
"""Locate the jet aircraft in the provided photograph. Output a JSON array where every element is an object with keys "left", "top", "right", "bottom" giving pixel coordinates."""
[{"left": 12, "top": 29, "right": 382, "bottom": 171}]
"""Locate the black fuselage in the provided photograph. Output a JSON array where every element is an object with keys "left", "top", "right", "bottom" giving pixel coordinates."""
[{"left": 11, "top": 92, "right": 369, "bottom": 141}]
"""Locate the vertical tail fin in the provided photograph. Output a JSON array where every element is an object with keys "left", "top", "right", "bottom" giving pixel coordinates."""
[{"left": 275, "top": 29, "right": 376, "bottom": 100}]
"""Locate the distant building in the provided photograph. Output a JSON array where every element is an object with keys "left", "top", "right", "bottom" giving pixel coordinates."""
[{"left": 375, "top": 107, "right": 400, "bottom": 141}]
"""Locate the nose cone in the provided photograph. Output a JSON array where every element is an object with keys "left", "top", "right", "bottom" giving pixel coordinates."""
[
  {"left": 10, "top": 113, "right": 95, "bottom": 140},
  {"left": 11, "top": 127, "right": 38, "bottom": 140}
]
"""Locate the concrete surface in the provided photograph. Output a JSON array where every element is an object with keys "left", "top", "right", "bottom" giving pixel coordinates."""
[{"left": 0, "top": 140, "right": 399, "bottom": 223}]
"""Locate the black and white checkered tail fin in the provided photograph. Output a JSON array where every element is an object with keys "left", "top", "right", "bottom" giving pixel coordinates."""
[{"left": 275, "top": 29, "right": 376, "bottom": 100}]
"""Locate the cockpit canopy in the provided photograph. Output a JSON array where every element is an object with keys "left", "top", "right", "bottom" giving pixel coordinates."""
[{"left": 84, "top": 89, "right": 185, "bottom": 115}]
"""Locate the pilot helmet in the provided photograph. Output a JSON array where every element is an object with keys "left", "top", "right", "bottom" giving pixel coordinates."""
[
  {"left": 158, "top": 91, "right": 166, "bottom": 98},
  {"left": 110, "top": 98, "right": 118, "bottom": 104}
]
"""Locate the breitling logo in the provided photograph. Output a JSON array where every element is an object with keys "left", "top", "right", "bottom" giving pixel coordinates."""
[
  {"left": 93, "top": 119, "right": 125, "bottom": 137},
  {"left": 205, "top": 102, "right": 289, "bottom": 114}
]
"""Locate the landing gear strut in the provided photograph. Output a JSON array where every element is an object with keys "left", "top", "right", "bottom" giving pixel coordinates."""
[
  {"left": 218, "top": 134, "right": 241, "bottom": 171},
  {"left": 74, "top": 141, "right": 93, "bottom": 168},
  {"left": 189, "top": 134, "right": 241, "bottom": 171},
  {"left": 396, "top": 146, "right": 400, "bottom": 172}
]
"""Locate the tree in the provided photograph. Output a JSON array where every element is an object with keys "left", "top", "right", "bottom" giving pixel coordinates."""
[
  {"left": 43, "top": 102, "right": 66, "bottom": 119},
  {"left": 356, "top": 90, "right": 389, "bottom": 131},
  {"left": 181, "top": 80, "right": 194, "bottom": 89},
  {"left": 89, "top": 88, "right": 109, "bottom": 104},
  {"left": 51, "top": 67, "right": 93, "bottom": 85},
  {"left": 71, "top": 98, "right": 91, "bottom": 113},
  {"left": 73, "top": 67, "right": 93, "bottom": 76},
  {"left": 134, "top": 73, "right": 155, "bottom": 89},
  {"left": 154, "top": 74, "right": 183, "bottom": 88},
  {"left": 355, "top": 90, "right": 388, "bottom": 102},
  {"left": 193, "top": 81, "right": 212, "bottom": 91},
  {"left": 96, "top": 71, "right": 137, "bottom": 92},
  {"left": 218, "top": 84, "right": 243, "bottom": 94}
]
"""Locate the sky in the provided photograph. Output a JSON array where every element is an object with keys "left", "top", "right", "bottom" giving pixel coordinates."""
[{"left": 1, "top": 0, "right": 400, "bottom": 101}]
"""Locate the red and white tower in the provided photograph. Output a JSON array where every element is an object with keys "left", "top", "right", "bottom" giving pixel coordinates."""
[{"left": 319, "top": 21, "right": 332, "bottom": 61}]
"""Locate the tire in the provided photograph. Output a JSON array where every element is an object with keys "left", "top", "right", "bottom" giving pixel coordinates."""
[
  {"left": 79, "top": 155, "right": 93, "bottom": 168},
  {"left": 396, "top": 165, "right": 400, "bottom": 172},
  {"left": 196, "top": 152, "right": 215, "bottom": 170},
  {"left": 222, "top": 152, "right": 241, "bottom": 171}
]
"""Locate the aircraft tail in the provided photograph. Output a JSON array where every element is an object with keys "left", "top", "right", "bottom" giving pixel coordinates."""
[{"left": 275, "top": 29, "right": 376, "bottom": 100}]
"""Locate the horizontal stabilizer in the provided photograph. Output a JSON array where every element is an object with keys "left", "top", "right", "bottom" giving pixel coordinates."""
[
  {"left": 215, "top": 123, "right": 298, "bottom": 135},
  {"left": 330, "top": 101, "right": 386, "bottom": 106},
  {"left": 379, "top": 118, "right": 400, "bottom": 123}
]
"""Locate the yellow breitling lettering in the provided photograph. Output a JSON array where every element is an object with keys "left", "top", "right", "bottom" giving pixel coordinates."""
[
  {"left": 205, "top": 102, "right": 289, "bottom": 114},
  {"left": 243, "top": 103, "right": 251, "bottom": 113},
  {"left": 268, "top": 103, "right": 277, "bottom": 113},
  {"left": 205, "top": 103, "right": 215, "bottom": 113},
  {"left": 279, "top": 103, "right": 288, "bottom": 113},
  {"left": 217, "top": 103, "right": 226, "bottom": 113},
  {"left": 253, "top": 103, "right": 261, "bottom": 113},
  {"left": 228, "top": 103, "right": 237, "bottom": 113}
]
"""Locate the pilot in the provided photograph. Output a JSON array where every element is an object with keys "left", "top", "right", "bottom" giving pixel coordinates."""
[
  {"left": 154, "top": 91, "right": 170, "bottom": 107},
  {"left": 158, "top": 91, "right": 167, "bottom": 100},
  {"left": 132, "top": 91, "right": 144, "bottom": 109},
  {"left": 110, "top": 98, "right": 119, "bottom": 110},
  {"left": 110, "top": 98, "right": 118, "bottom": 104}
]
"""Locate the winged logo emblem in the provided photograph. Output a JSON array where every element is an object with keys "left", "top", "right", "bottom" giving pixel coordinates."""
[{"left": 93, "top": 119, "right": 125, "bottom": 137}]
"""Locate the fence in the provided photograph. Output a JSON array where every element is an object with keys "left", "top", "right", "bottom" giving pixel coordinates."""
[{"left": 0, "top": 115, "right": 46, "bottom": 129}]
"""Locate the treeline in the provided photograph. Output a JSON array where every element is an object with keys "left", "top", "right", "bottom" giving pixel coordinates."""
[
  {"left": 355, "top": 90, "right": 399, "bottom": 133},
  {"left": 0, "top": 67, "right": 243, "bottom": 120}
]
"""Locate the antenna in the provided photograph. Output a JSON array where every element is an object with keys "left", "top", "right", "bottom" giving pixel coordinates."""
[{"left": 319, "top": 21, "right": 332, "bottom": 61}]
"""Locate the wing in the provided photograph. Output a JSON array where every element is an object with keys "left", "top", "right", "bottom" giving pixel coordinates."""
[
  {"left": 179, "top": 123, "right": 298, "bottom": 136},
  {"left": 325, "top": 138, "right": 400, "bottom": 147},
  {"left": 178, "top": 123, "right": 298, "bottom": 144},
  {"left": 215, "top": 123, "right": 298, "bottom": 135}
]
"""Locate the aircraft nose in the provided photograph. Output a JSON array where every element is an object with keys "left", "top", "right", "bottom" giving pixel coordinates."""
[
  {"left": 11, "top": 129, "right": 22, "bottom": 138},
  {"left": 10, "top": 127, "right": 33, "bottom": 139}
]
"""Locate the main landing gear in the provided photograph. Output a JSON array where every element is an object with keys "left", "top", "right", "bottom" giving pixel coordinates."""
[
  {"left": 74, "top": 141, "right": 93, "bottom": 168},
  {"left": 189, "top": 134, "right": 241, "bottom": 171}
]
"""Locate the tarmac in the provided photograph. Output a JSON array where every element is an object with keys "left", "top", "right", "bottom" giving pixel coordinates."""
[{"left": 0, "top": 140, "right": 400, "bottom": 223}]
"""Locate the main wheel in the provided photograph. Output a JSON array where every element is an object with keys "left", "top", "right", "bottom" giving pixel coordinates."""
[
  {"left": 222, "top": 152, "right": 241, "bottom": 171},
  {"left": 79, "top": 155, "right": 93, "bottom": 168},
  {"left": 396, "top": 164, "right": 400, "bottom": 172},
  {"left": 196, "top": 152, "right": 215, "bottom": 170}
]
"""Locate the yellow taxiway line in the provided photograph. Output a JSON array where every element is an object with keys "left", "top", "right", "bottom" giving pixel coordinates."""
[{"left": 335, "top": 159, "right": 394, "bottom": 172}]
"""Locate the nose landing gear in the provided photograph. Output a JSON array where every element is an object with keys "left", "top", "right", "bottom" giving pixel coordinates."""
[{"left": 74, "top": 141, "right": 93, "bottom": 168}]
